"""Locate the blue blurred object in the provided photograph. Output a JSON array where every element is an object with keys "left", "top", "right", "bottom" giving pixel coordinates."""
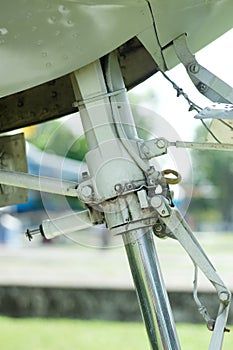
[{"left": 16, "top": 142, "right": 85, "bottom": 212}]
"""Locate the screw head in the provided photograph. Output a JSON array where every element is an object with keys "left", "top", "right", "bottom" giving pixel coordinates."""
[
  {"left": 126, "top": 183, "right": 134, "bottom": 191},
  {"left": 188, "top": 63, "right": 199, "bottom": 74},
  {"left": 198, "top": 82, "right": 208, "bottom": 93},
  {"left": 115, "top": 184, "right": 123, "bottom": 193}
]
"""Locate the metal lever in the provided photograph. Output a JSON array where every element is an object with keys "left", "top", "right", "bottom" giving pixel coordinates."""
[
  {"left": 138, "top": 137, "right": 233, "bottom": 158},
  {"left": 158, "top": 208, "right": 231, "bottom": 350},
  {"left": 173, "top": 34, "right": 233, "bottom": 104}
]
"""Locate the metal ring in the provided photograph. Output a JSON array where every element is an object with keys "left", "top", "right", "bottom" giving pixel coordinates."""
[{"left": 161, "top": 169, "right": 181, "bottom": 185}]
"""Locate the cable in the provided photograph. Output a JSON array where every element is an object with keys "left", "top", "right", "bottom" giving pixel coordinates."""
[
  {"left": 158, "top": 69, "right": 202, "bottom": 112},
  {"left": 200, "top": 119, "right": 221, "bottom": 144},
  {"left": 219, "top": 119, "right": 233, "bottom": 131},
  {"left": 159, "top": 68, "right": 222, "bottom": 144}
]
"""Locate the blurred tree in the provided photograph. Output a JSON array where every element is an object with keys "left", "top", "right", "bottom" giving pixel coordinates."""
[
  {"left": 190, "top": 124, "right": 233, "bottom": 229},
  {"left": 27, "top": 119, "right": 88, "bottom": 162}
]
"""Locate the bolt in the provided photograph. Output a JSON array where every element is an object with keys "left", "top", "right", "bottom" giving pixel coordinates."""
[
  {"left": 126, "top": 183, "right": 134, "bottom": 191},
  {"left": 148, "top": 178, "right": 156, "bottom": 186},
  {"left": 154, "top": 223, "right": 163, "bottom": 232},
  {"left": 150, "top": 196, "right": 162, "bottom": 208},
  {"left": 219, "top": 291, "right": 231, "bottom": 305},
  {"left": 198, "top": 82, "right": 208, "bottom": 93},
  {"left": 188, "top": 63, "right": 199, "bottom": 74},
  {"left": 207, "top": 319, "right": 215, "bottom": 331},
  {"left": 115, "top": 184, "right": 123, "bottom": 193},
  {"left": 156, "top": 138, "right": 166, "bottom": 149},
  {"left": 82, "top": 171, "right": 89, "bottom": 180},
  {"left": 153, "top": 223, "right": 167, "bottom": 239},
  {"left": 81, "top": 185, "right": 93, "bottom": 198}
]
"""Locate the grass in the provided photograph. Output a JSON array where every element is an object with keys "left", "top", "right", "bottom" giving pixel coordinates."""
[{"left": 0, "top": 317, "right": 232, "bottom": 350}]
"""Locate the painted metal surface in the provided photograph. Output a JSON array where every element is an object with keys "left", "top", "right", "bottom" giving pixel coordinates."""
[
  {"left": 0, "top": 0, "right": 232, "bottom": 98},
  {"left": 0, "top": 0, "right": 152, "bottom": 97},
  {"left": 148, "top": 0, "right": 233, "bottom": 69}
]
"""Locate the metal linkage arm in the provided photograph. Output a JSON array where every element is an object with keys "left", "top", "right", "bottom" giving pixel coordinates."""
[
  {"left": 0, "top": 170, "right": 78, "bottom": 197},
  {"left": 159, "top": 208, "right": 231, "bottom": 350},
  {"left": 173, "top": 34, "right": 233, "bottom": 104},
  {"left": 138, "top": 137, "right": 233, "bottom": 159}
]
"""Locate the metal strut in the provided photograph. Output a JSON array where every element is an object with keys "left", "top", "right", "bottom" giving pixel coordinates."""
[
  {"left": 70, "top": 52, "right": 181, "bottom": 350},
  {"left": 156, "top": 207, "right": 231, "bottom": 350}
]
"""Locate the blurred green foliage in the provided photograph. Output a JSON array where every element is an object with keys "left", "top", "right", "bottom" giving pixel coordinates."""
[
  {"left": 28, "top": 119, "right": 88, "bottom": 162},
  {"left": 1, "top": 317, "right": 232, "bottom": 350},
  {"left": 190, "top": 124, "right": 233, "bottom": 228}
]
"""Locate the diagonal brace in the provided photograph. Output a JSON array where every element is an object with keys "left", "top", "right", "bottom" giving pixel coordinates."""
[{"left": 159, "top": 208, "right": 231, "bottom": 350}]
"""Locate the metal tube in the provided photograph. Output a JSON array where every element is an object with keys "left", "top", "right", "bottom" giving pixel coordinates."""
[
  {"left": 173, "top": 141, "right": 233, "bottom": 151},
  {"left": 0, "top": 170, "right": 78, "bottom": 197},
  {"left": 123, "top": 228, "right": 181, "bottom": 350},
  {"left": 41, "top": 210, "right": 93, "bottom": 239}
]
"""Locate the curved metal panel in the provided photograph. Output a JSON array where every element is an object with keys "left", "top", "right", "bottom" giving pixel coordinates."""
[
  {"left": 0, "top": 0, "right": 152, "bottom": 97},
  {"left": 148, "top": 0, "right": 233, "bottom": 69}
]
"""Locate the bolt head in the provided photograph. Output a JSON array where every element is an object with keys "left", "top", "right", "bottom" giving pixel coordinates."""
[
  {"left": 81, "top": 185, "right": 93, "bottom": 198},
  {"left": 126, "top": 183, "right": 134, "bottom": 190},
  {"left": 115, "top": 184, "right": 123, "bottom": 192},
  {"left": 219, "top": 291, "right": 231, "bottom": 305},
  {"left": 198, "top": 82, "right": 208, "bottom": 93},
  {"left": 188, "top": 63, "right": 199, "bottom": 74},
  {"left": 150, "top": 196, "right": 162, "bottom": 208},
  {"left": 154, "top": 223, "right": 163, "bottom": 232},
  {"left": 148, "top": 178, "right": 155, "bottom": 186},
  {"left": 82, "top": 171, "right": 89, "bottom": 180},
  {"left": 157, "top": 139, "right": 166, "bottom": 149}
]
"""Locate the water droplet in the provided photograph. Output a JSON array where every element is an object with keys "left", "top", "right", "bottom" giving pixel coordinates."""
[
  {"left": 67, "top": 19, "right": 73, "bottom": 26},
  {"left": 41, "top": 52, "right": 48, "bottom": 57},
  {"left": 48, "top": 16, "right": 56, "bottom": 24},
  {"left": 58, "top": 5, "right": 69, "bottom": 13},
  {"left": 0, "top": 28, "right": 8, "bottom": 35},
  {"left": 37, "top": 39, "right": 43, "bottom": 46},
  {"left": 46, "top": 62, "right": 52, "bottom": 68}
]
